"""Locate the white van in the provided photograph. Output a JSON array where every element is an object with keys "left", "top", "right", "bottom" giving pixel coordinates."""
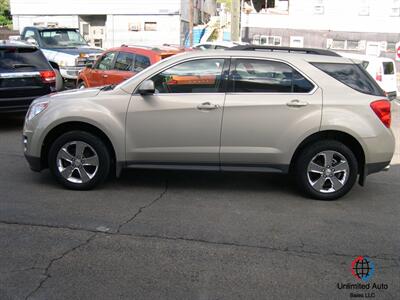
[{"left": 339, "top": 52, "right": 398, "bottom": 100}]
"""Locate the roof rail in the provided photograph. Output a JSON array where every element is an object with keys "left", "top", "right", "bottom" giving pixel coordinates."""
[{"left": 227, "top": 45, "right": 341, "bottom": 57}]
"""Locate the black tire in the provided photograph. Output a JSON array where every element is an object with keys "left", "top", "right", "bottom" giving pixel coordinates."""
[
  {"left": 77, "top": 81, "right": 86, "bottom": 89},
  {"left": 54, "top": 68, "right": 64, "bottom": 91},
  {"left": 48, "top": 131, "right": 111, "bottom": 190},
  {"left": 294, "top": 140, "right": 358, "bottom": 200}
]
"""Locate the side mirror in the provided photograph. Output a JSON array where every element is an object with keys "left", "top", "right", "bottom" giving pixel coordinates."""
[
  {"left": 26, "top": 37, "right": 38, "bottom": 47},
  {"left": 85, "top": 62, "right": 93, "bottom": 69},
  {"left": 138, "top": 80, "right": 155, "bottom": 95}
]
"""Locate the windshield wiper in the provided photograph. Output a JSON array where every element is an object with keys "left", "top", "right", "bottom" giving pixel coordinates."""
[
  {"left": 100, "top": 84, "right": 116, "bottom": 91},
  {"left": 12, "top": 64, "right": 36, "bottom": 69}
]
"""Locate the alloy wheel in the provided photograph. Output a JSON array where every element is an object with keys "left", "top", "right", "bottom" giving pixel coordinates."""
[
  {"left": 56, "top": 141, "right": 99, "bottom": 184},
  {"left": 307, "top": 150, "right": 350, "bottom": 193}
]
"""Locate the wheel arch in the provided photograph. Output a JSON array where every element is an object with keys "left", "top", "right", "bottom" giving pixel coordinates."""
[
  {"left": 289, "top": 130, "right": 366, "bottom": 184},
  {"left": 41, "top": 121, "right": 119, "bottom": 176}
]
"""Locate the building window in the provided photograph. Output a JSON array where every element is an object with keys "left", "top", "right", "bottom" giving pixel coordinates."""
[
  {"left": 359, "top": 0, "right": 370, "bottom": 16},
  {"left": 252, "top": 35, "right": 261, "bottom": 45},
  {"left": 387, "top": 42, "right": 396, "bottom": 52},
  {"left": 331, "top": 40, "right": 346, "bottom": 50},
  {"left": 391, "top": 0, "right": 400, "bottom": 16},
  {"left": 144, "top": 22, "right": 157, "bottom": 31},
  {"left": 328, "top": 39, "right": 364, "bottom": 51},
  {"left": 347, "top": 40, "right": 360, "bottom": 50},
  {"left": 260, "top": 35, "right": 282, "bottom": 46},
  {"left": 314, "top": 0, "right": 324, "bottom": 15},
  {"left": 290, "top": 36, "right": 304, "bottom": 47}
]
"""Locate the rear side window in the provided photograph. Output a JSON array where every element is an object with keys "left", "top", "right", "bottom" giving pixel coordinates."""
[
  {"left": 312, "top": 63, "right": 384, "bottom": 96},
  {"left": 114, "top": 52, "right": 135, "bottom": 71},
  {"left": 383, "top": 62, "right": 394, "bottom": 75},
  {"left": 0, "top": 47, "right": 50, "bottom": 71},
  {"left": 231, "top": 59, "right": 314, "bottom": 93},
  {"left": 134, "top": 55, "right": 151, "bottom": 72}
]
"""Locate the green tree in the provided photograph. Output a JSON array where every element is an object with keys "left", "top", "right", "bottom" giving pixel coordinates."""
[{"left": 0, "top": 0, "right": 11, "bottom": 26}]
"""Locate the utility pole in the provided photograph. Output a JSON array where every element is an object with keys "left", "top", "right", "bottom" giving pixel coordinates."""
[
  {"left": 189, "top": 0, "right": 194, "bottom": 46},
  {"left": 231, "top": 0, "right": 240, "bottom": 42}
]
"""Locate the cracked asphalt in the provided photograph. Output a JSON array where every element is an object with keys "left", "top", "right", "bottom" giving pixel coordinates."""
[{"left": 1, "top": 103, "right": 400, "bottom": 300}]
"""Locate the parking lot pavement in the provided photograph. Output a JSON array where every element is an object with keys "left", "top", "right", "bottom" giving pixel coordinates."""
[{"left": 1, "top": 105, "right": 399, "bottom": 300}]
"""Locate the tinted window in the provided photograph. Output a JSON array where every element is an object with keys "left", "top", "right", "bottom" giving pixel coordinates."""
[
  {"left": 114, "top": 52, "right": 135, "bottom": 71},
  {"left": 312, "top": 63, "right": 384, "bottom": 96},
  {"left": 232, "top": 59, "right": 314, "bottom": 93},
  {"left": 383, "top": 62, "right": 394, "bottom": 75},
  {"left": 96, "top": 52, "right": 116, "bottom": 70},
  {"left": 134, "top": 55, "right": 151, "bottom": 72},
  {"left": 0, "top": 47, "right": 50, "bottom": 71},
  {"left": 150, "top": 58, "right": 225, "bottom": 94}
]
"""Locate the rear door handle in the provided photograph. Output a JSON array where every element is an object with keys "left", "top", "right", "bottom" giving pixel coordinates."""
[
  {"left": 197, "top": 102, "right": 220, "bottom": 110},
  {"left": 286, "top": 99, "right": 308, "bottom": 107},
  {"left": 103, "top": 74, "right": 108, "bottom": 78}
]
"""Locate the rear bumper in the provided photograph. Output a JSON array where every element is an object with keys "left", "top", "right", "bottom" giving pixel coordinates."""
[
  {"left": 0, "top": 96, "right": 35, "bottom": 113},
  {"left": 359, "top": 161, "right": 391, "bottom": 186},
  {"left": 366, "top": 161, "right": 391, "bottom": 175}
]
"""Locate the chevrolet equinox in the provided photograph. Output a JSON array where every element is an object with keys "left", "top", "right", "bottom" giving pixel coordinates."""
[{"left": 23, "top": 46, "right": 395, "bottom": 200}]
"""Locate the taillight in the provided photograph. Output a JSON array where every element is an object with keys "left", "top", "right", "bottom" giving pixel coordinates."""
[
  {"left": 40, "top": 70, "right": 56, "bottom": 83},
  {"left": 370, "top": 100, "right": 391, "bottom": 128},
  {"left": 375, "top": 67, "right": 382, "bottom": 81}
]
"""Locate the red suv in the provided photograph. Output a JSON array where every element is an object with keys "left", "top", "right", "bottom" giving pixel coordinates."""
[{"left": 77, "top": 45, "right": 184, "bottom": 88}]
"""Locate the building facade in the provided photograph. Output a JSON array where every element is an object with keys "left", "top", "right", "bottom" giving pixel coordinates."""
[
  {"left": 241, "top": 0, "right": 400, "bottom": 62},
  {"left": 10, "top": 0, "right": 216, "bottom": 48}
]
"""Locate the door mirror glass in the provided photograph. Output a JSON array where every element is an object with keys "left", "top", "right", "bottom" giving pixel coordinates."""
[{"left": 138, "top": 80, "right": 155, "bottom": 95}]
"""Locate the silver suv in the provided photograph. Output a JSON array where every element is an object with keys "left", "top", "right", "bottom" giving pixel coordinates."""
[{"left": 23, "top": 46, "right": 395, "bottom": 200}]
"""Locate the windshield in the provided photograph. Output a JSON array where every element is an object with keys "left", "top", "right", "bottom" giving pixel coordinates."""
[{"left": 39, "top": 29, "right": 88, "bottom": 48}]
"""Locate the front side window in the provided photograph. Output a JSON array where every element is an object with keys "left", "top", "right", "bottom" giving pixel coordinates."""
[
  {"left": 114, "top": 52, "right": 135, "bottom": 71},
  {"left": 96, "top": 52, "right": 116, "bottom": 71},
  {"left": 150, "top": 58, "right": 225, "bottom": 94},
  {"left": 231, "top": 59, "right": 314, "bottom": 93}
]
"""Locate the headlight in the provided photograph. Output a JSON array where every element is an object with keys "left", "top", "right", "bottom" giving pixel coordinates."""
[{"left": 27, "top": 101, "right": 49, "bottom": 121}]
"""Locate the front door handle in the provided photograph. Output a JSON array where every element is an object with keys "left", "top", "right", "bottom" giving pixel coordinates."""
[
  {"left": 197, "top": 102, "right": 220, "bottom": 110},
  {"left": 286, "top": 99, "right": 309, "bottom": 107},
  {"left": 102, "top": 74, "right": 109, "bottom": 78}
]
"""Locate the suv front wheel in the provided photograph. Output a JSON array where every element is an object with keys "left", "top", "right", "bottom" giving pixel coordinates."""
[
  {"left": 48, "top": 131, "right": 111, "bottom": 190},
  {"left": 295, "top": 140, "right": 358, "bottom": 200}
]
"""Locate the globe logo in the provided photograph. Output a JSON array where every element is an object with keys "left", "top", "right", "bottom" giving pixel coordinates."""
[{"left": 351, "top": 256, "right": 375, "bottom": 281}]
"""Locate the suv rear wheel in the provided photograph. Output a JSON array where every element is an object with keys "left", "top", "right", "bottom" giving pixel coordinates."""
[
  {"left": 48, "top": 131, "right": 110, "bottom": 190},
  {"left": 295, "top": 140, "right": 358, "bottom": 200}
]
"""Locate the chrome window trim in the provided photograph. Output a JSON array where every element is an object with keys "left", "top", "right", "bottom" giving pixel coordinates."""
[{"left": 0, "top": 72, "right": 40, "bottom": 78}]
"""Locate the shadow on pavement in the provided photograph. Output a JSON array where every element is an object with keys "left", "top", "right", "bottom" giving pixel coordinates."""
[{"left": 0, "top": 114, "right": 25, "bottom": 131}]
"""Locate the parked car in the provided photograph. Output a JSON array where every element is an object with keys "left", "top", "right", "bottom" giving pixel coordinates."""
[
  {"left": 77, "top": 45, "right": 184, "bottom": 88},
  {"left": 339, "top": 52, "right": 398, "bottom": 100},
  {"left": 21, "top": 27, "right": 103, "bottom": 90},
  {"left": 0, "top": 40, "right": 56, "bottom": 113},
  {"left": 192, "top": 41, "right": 248, "bottom": 50},
  {"left": 23, "top": 45, "right": 394, "bottom": 200}
]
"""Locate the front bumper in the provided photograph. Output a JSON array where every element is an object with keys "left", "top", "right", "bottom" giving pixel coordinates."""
[{"left": 24, "top": 153, "right": 42, "bottom": 172}]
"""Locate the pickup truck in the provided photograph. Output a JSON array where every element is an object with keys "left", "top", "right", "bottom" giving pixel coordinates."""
[{"left": 21, "top": 27, "right": 103, "bottom": 90}]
